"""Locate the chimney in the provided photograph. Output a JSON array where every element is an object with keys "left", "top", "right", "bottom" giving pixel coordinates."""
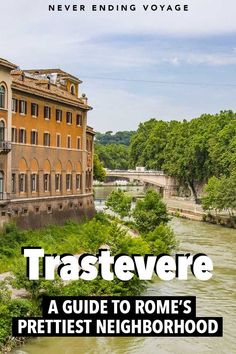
[
  {"left": 47, "top": 75, "right": 51, "bottom": 90},
  {"left": 81, "top": 93, "right": 88, "bottom": 105}
]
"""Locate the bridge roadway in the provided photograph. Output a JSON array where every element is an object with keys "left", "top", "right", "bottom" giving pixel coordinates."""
[{"left": 105, "top": 170, "right": 177, "bottom": 197}]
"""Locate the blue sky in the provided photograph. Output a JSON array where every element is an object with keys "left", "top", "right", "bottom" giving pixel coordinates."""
[{"left": 1, "top": 0, "right": 236, "bottom": 132}]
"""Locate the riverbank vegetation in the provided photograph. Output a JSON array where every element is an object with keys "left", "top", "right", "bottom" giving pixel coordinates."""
[
  {"left": 129, "top": 111, "right": 236, "bottom": 202},
  {"left": 0, "top": 194, "right": 176, "bottom": 351},
  {"left": 106, "top": 189, "right": 176, "bottom": 254}
]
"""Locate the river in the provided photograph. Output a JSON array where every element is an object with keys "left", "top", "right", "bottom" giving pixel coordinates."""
[{"left": 13, "top": 186, "right": 236, "bottom": 354}]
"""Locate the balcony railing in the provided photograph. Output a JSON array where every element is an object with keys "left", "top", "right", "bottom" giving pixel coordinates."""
[{"left": 0, "top": 141, "right": 11, "bottom": 154}]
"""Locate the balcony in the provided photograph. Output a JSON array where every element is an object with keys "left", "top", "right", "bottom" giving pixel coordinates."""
[
  {"left": 0, "top": 141, "right": 11, "bottom": 154},
  {"left": 0, "top": 192, "right": 10, "bottom": 206}
]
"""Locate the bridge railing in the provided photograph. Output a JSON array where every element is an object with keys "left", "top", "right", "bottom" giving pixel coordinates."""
[{"left": 106, "top": 169, "right": 165, "bottom": 175}]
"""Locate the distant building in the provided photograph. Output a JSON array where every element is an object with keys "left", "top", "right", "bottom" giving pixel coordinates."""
[{"left": 0, "top": 58, "right": 95, "bottom": 228}]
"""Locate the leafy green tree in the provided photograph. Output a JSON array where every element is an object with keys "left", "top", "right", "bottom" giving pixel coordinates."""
[
  {"left": 106, "top": 189, "right": 132, "bottom": 218},
  {"left": 93, "top": 153, "right": 106, "bottom": 181},
  {"left": 163, "top": 119, "right": 210, "bottom": 202},
  {"left": 163, "top": 111, "right": 236, "bottom": 201},
  {"left": 129, "top": 111, "right": 236, "bottom": 202},
  {"left": 202, "top": 170, "right": 236, "bottom": 216},
  {"left": 129, "top": 119, "right": 158, "bottom": 168},
  {"left": 208, "top": 117, "right": 236, "bottom": 176},
  {"left": 143, "top": 224, "right": 177, "bottom": 254},
  {"left": 201, "top": 176, "right": 222, "bottom": 213},
  {"left": 132, "top": 189, "right": 169, "bottom": 233}
]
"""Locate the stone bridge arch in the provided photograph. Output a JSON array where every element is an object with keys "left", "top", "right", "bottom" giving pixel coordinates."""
[{"left": 105, "top": 170, "right": 177, "bottom": 197}]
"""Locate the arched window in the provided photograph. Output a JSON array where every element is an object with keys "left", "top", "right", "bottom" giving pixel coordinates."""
[
  {"left": 0, "top": 86, "right": 6, "bottom": 109},
  {"left": 70, "top": 84, "right": 75, "bottom": 95},
  {"left": 0, "top": 121, "right": 5, "bottom": 142}
]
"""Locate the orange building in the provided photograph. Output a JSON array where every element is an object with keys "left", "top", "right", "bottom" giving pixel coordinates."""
[{"left": 0, "top": 58, "right": 95, "bottom": 228}]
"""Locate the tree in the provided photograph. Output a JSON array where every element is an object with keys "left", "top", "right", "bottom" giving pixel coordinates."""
[
  {"left": 143, "top": 224, "right": 177, "bottom": 254},
  {"left": 93, "top": 153, "right": 106, "bottom": 181},
  {"left": 129, "top": 111, "right": 236, "bottom": 202},
  {"left": 208, "top": 117, "right": 236, "bottom": 176},
  {"left": 132, "top": 189, "right": 169, "bottom": 233},
  {"left": 106, "top": 189, "right": 132, "bottom": 218},
  {"left": 129, "top": 119, "right": 158, "bottom": 168},
  {"left": 201, "top": 176, "right": 222, "bottom": 213},
  {"left": 202, "top": 170, "right": 236, "bottom": 216}
]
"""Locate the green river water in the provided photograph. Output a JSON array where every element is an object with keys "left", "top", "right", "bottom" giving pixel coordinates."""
[{"left": 13, "top": 186, "right": 236, "bottom": 354}]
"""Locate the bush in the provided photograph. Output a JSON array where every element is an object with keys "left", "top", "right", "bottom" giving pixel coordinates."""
[{"left": 0, "top": 283, "right": 32, "bottom": 350}]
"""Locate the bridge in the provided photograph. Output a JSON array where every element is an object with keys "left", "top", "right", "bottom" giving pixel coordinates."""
[{"left": 105, "top": 170, "right": 177, "bottom": 197}]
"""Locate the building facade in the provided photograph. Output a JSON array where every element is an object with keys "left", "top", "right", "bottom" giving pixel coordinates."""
[{"left": 0, "top": 58, "right": 95, "bottom": 228}]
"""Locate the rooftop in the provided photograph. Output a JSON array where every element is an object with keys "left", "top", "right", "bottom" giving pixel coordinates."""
[
  {"left": 23, "top": 68, "right": 82, "bottom": 84},
  {"left": 11, "top": 69, "right": 91, "bottom": 110},
  {"left": 0, "top": 58, "right": 18, "bottom": 71}
]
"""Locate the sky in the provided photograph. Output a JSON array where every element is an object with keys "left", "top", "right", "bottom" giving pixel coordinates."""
[{"left": 1, "top": 0, "right": 236, "bottom": 132}]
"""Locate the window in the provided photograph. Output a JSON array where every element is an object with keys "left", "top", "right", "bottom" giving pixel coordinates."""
[
  {"left": 12, "top": 98, "right": 18, "bottom": 113},
  {"left": 44, "top": 106, "right": 51, "bottom": 119},
  {"left": 66, "top": 174, "right": 72, "bottom": 190},
  {"left": 76, "top": 174, "right": 81, "bottom": 190},
  {"left": 86, "top": 171, "right": 92, "bottom": 189},
  {"left": 31, "top": 174, "right": 38, "bottom": 192},
  {"left": 67, "top": 135, "right": 71, "bottom": 149},
  {"left": 66, "top": 112, "right": 72, "bottom": 124},
  {"left": 19, "top": 173, "right": 27, "bottom": 192},
  {"left": 11, "top": 128, "right": 17, "bottom": 143},
  {"left": 0, "top": 86, "right": 6, "bottom": 109},
  {"left": 55, "top": 174, "right": 61, "bottom": 191},
  {"left": 0, "top": 121, "right": 5, "bottom": 142},
  {"left": 43, "top": 132, "right": 50, "bottom": 146},
  {"left": 31, "top": 103, "right": 39, "bottom": 117},
  {"left": 56, "top": 109, "right": 62, "bottom": 122},
  {"left": 44, "top": 174, "right": 50, "bottom": 192},
  {"left": 31, "top": 131, "right": 38, "bottom": 145},
  {"left": 77, "top": 137, "right": 81, "bottom": 150},
  {"left": 56, "top": 133, "right": 61, "bottom": 147},
  {"left": 70, "top": 84, "right": 75, "bottom": 95},
  {"left": 11, "top": 174, "right": 16, "bottom": 193},
  {"left": 76, "top": 114, "right": 82, "bottom": 126},
  {"left": 19, "top": 129, "right": 26, "bottom": 144},
  {"left": 89, "top": 172, "right": 92, "bottom": 188},
  {"left": 19, "top": 100, "right": 27, "bottom": 114}
]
